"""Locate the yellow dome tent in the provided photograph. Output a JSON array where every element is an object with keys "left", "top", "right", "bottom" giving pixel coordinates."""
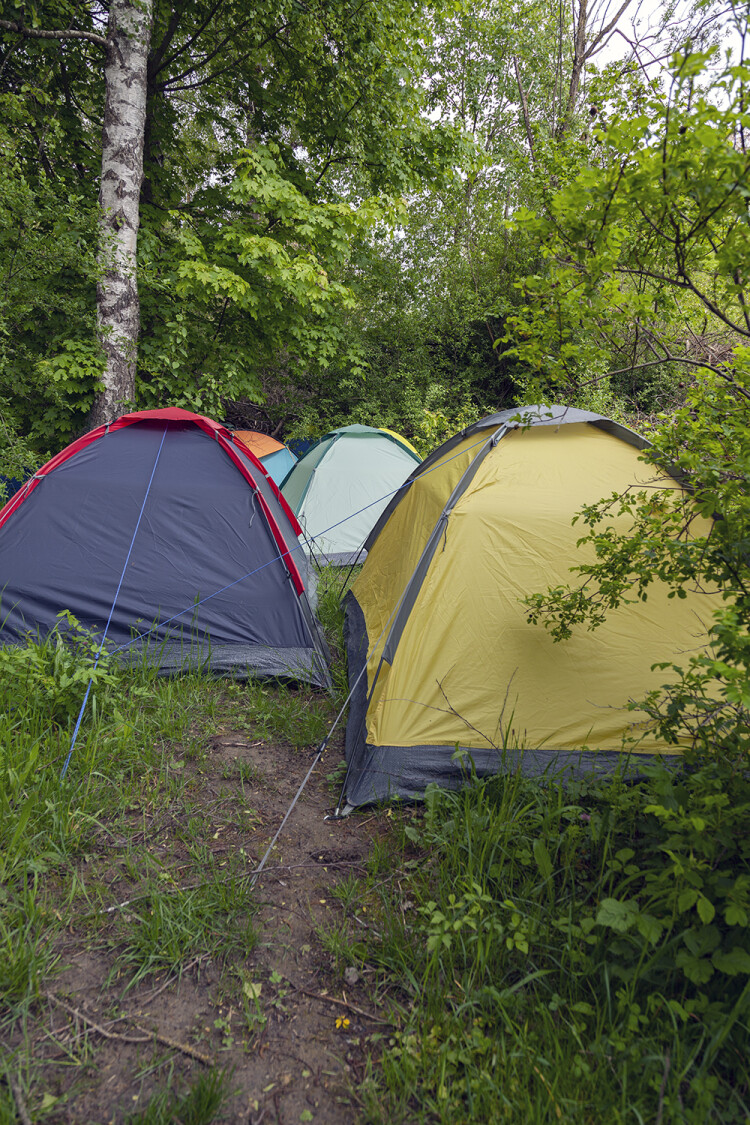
[{"left": 340, "top": 405, "right": 715, "bottom": 810}]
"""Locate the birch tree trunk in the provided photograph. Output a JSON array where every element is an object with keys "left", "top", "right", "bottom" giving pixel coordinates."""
[{"left": 91, "top": 0, "right": 152, "bottom": 427}]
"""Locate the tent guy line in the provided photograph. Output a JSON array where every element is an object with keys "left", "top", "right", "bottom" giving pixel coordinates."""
[
  {"left": 60, "top": 427, "right": 168, "bottom": 780},
  {"left": 106, "top": 430, "right": 490, "bottom": 660},
  {"left": 57, "top": 429, "right": 490, "bottom": 782},
  {"left": 222, "top": 546, "right": 425, "bottom": 888}
]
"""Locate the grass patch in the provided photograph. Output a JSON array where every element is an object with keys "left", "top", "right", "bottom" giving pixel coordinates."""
[
  {"left": 113, "top": 872, "right": 258, "bottom": 993},
  {"left": 352, "top": 764, "right": 750, "bottom": 1122},
  {"left": 236, "top": 679, "right": 333, "bottom": 749},
  {"left": 124, "top": 1066, "right": 231, "bottom": 1125}
]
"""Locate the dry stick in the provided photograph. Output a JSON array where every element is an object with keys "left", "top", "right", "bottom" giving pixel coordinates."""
[
  {"left": 46, "top": 993, "right": 150, "bottom": 1044},
  {"left": 46, "top": 993, "right": 212, "bottom": 1065},
  {"left": 129, "top": 1024, "right": 212, "bottom": 1066},
  {"left": 292, "top": 985, "right": 393, "bottom": 1027},
  {"left": 6, "top": 1073, "right": 32, "bottom": 1125}
]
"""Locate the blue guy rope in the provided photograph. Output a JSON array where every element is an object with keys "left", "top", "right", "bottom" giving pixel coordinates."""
[
  {"left": 109, "top": 433, "right": 491, "bottom": 660},
  {"left": 59, "top": 430, "right": 489, "bottom": 783},
  {"left": 60, "top": 426, "right": 169, "bottom": 780}
]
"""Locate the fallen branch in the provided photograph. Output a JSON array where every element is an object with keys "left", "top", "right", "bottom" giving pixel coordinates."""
[
  {"left": 46, "top": 993, "right": 150, "bottom": 1044},
  {"left": 131, "top": 1024, "right": 212, "bottom": 1065},
  {"left": 292, "top": 985, "right": 393, "bottom": 1027},
  {"left": 46, "top": 993, "right": 213, "bottom": 1064},
  {"left": 7, "top": 1073, "right": 32, "bottom": 1125}
]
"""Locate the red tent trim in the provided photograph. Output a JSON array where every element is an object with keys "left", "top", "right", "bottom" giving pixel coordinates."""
[{"left": 0, "top": 408, "right": 305, "bottom": 594}]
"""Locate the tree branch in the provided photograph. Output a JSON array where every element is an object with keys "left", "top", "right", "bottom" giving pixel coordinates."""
[
  {"left": 160, "top": 14, "right": 291, "bottom": 88},
  {"left": 512, "top": 56, "right": 536, "bottom": 169},
  {"left": 586, "top": 0, "right": 634, "bottom": 59},
  {"left": 0, "top": 19, "right": 108, "bottom": 48}
]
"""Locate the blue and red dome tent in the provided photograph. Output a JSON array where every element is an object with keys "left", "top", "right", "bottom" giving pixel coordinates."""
[{"left": 0, "top": 408, "right": 330, "bottom": 686}]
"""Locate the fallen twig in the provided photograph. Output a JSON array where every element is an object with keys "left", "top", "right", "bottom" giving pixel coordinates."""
[
  {"left": 131, "top": 1024, "right": 212, "bottom": 1065},
  {"left": 46, "top": 993, "right": 149, "bottom": 1044},
  {"left": 7, "top": 1073, "right": 32, "bottom": 1125},
  {"left": 46, "top": 993, "right": 213, "bottom": 1064},
  {"left": 291, "top": 985, "right": 393, "bottom": 1027}
]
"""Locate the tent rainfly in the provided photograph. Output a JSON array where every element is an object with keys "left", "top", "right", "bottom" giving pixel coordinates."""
[
  {"left": 340, "top": 405, "right": 715, "bottom": 810},
  {"left": 233, "top": 430, "right": 297, "bottom": 486},
  {"left": 281, "top": 424, "right": 422, "bottom": 565},
  {"left": 0, "top": 408, "right": 330, "bottom": 686}
]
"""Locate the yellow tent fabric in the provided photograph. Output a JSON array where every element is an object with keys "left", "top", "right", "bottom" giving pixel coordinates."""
[
  {"left": 379, "top": 427, "right": 421, "bottom": 460},
  {"left": 341, "top": 408, "right": 715, "bottom": 809}
]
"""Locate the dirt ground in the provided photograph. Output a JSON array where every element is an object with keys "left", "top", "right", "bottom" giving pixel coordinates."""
[{"left": 16, "top": 730, "right": 400, "bottom": 1125}]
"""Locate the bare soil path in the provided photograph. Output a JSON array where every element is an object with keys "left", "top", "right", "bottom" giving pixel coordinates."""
[{"left": 18, "top": 728, "right": 398, "bottom": 1125}]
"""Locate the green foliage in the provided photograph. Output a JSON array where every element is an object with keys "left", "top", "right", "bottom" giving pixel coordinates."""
[
  {"left": 0, "top": 614, "right": 132, "bottom": 885},
  {"left": 0, "top": 103, "right": 101, "bottom": 466},
  {"left": 295, "top": 0, "right": 617, "bottom": 444},
  {"left": 0, "top": 0, "right": 466, "bottom": 447},
  {"left": 123, "top": 1068, "right": 230, "bottom": 1125},
  {"left": 360, "top": 765, "right": 750, "bottom": 1122},
  {"left": 163, "top": 144, "right": 405, "bottom": 410},
  {"left": 504, "top": 45, "right": 750, "bottom": 412},
  {"left": 0, "top": 610, "right": 120, "bottom": 729}
]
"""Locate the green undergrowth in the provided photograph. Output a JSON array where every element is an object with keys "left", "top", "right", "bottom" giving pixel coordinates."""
[
  {"left": 341, "top": 757, "right": 750, "bottom": 1124},
  {"left": 0, "top": 576, "right": 346, "bottom": 888},
  {"left": 0, "top": 583, "right": 347, "bottom": 1117},
  {"left": 122, "top": 1066, "right": 231, "bottom": 1125},
  {"left": 0, "top": 627, "right": 222, "bottom": 887}
]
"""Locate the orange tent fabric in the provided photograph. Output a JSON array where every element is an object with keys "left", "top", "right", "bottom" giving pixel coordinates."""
[{"left": 234, "top": 431, "right": 286, "bottom": 459}]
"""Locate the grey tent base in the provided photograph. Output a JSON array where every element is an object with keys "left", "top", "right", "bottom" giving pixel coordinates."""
[
  {"left": 342, "top": 592, "right": 680, "bottom": 810},
  {"left": 120, "top": 639, "right": 331, "bottom": 686},
  {"left": 3, "top": 634, "right": 331, "bottom": 688}
]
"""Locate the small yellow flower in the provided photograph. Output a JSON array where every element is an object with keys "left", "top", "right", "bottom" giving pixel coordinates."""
[{"left": 335, "top": 1016, "right": 350, "bottom": 1030}]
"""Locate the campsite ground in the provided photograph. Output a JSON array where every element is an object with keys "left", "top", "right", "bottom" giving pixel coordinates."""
[
  {"left": 5, "top": 714, "right": 402, "bottom": 1124},
  {"left": 3, "top": 582, "right": 749, "bottom": 1122}
]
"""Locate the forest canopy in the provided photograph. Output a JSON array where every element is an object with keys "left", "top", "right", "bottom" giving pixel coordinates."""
[{"left": 0, "top": 0, "right": 746, "bottom": 461}]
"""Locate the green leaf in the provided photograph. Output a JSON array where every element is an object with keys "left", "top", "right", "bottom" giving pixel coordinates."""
[
  {"left": 635, "top": 913, "right": 663, "bottom": 946},
  {"left": 724, "top": 904, "right": 749, "bottom": 927},
  {"left": 712, "top": 947, "right": 750, "bottom": 976},
  {"left": 533, "top": 837, "right": 553, "bottom": 881},
  {"left": 676, "top": 949, "right": 714, "bottom": 984},
  {"left": 678, "top": 889, "right": 699, "bottom": 913},
  {"left": 595, "top": 898, "right": 637, "bottom": 933},
  {"left": 697, "top": 896, "right": 716, "bottom": 925}
]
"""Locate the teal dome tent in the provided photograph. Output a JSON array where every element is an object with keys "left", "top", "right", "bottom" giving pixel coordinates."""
[{"left": 281, "top": 425, "right": 421, "bottom": 565}]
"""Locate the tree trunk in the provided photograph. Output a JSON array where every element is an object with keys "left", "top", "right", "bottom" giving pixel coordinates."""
[
  {"left": 558, "top": 0, "right": 588, "bottom": 138},
  {"left": 91, "top": 0, "right": 153, "bottom": 427}
]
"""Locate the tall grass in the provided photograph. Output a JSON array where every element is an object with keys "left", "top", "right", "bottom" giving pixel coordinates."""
[
  {"left": 0, "top": 578, "right": 349, "bottom": 1017},
  {"left": 350, "top": 763, "right": 750, "bottom": 1123},
  {"left": 0, "top": 624, "right": 229, "bottom": 1016}
]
